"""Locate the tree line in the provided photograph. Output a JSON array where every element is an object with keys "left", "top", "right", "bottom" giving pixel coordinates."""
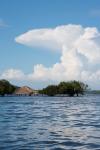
[
  {"left": 39, "top": 81, "right": 88, "bottom": 96},
  {"left": 0, "top": 80, "right": 17, "bottom": 96},
  {"left": 0, "top": 79, "right": 88, "bottom": 97}
]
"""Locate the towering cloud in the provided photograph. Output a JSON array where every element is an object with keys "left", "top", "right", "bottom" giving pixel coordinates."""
[{"left": 2, "top": 24, "right": 100, "bottom": 88}]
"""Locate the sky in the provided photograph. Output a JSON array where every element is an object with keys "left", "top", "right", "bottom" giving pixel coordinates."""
[{"left": 0, "top": 0, "right": 100, "bottom": 89}]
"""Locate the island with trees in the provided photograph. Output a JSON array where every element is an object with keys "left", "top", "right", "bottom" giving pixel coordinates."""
[
  {"left": 0, "top": 79, "right": 88, "bottom": 97},
  {"left": 0, "top": 80, "right": 37, "bottom": 96},
  {"left": 39, "top": 81, "right": 88, "bottom": 97}
]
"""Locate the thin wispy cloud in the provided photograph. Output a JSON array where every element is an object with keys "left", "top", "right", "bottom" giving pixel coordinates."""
[
  {"left": 90, "top": 9, "right": 100, "bottom": 17},
  {"left": 0, "top": 19, "right": 9, "bottom": 28}
]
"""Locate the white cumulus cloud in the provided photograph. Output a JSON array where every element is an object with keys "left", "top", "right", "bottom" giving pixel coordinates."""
[
  {"left": 0, "top": 69, "right": 25, "bottom": 80},
  {"left": 3, "top": 24, "right": 100, "bottom": 89}
]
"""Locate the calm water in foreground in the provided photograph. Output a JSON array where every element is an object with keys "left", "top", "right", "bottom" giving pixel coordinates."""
[{"left": 0, "top": 95, "right": 100, "bottom": 150}]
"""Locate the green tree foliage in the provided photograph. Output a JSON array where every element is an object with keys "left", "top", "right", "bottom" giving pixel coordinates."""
[
  {"left": 0, "top": 80, "right": 16, "bottom": 96},
  {"left": 39, "top": 85, "right": 59, "bottom": 96},
  {"left": 39, "top": 81, "right": 88, "bottom": 97}
]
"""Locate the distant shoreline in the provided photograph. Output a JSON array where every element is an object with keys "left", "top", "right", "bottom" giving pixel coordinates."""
[{"left": 0, "top": 92, "right": 100, "bottom": 98}]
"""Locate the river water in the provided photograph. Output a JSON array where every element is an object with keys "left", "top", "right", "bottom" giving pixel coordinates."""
[{"left": 0, "top": 95, "right": 100, "bottom": 150}]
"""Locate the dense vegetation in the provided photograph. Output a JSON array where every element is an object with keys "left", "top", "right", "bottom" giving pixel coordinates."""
[
  {"left": 0, "top": 80, "right": 17, "bottom": 96},
  {"left": 0, "top": 79, "right": 88, "bottom": 97},
  {"left": 39, "top": 81, "right": 88, "bottom": 97}
]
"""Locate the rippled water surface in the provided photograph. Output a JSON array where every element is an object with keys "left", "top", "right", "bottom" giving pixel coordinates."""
[{"left": 0, "top": 95, "right": 100, "bottom": 150}]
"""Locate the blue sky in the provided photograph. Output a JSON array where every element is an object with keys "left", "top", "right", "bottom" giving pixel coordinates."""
[{"left": 0, "top": 0, "right": 100, "bottom": 89}]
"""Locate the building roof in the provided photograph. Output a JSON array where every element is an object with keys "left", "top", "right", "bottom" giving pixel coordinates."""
[{"left": 14, "top": 86, "right": 34, "bottom": 95}]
